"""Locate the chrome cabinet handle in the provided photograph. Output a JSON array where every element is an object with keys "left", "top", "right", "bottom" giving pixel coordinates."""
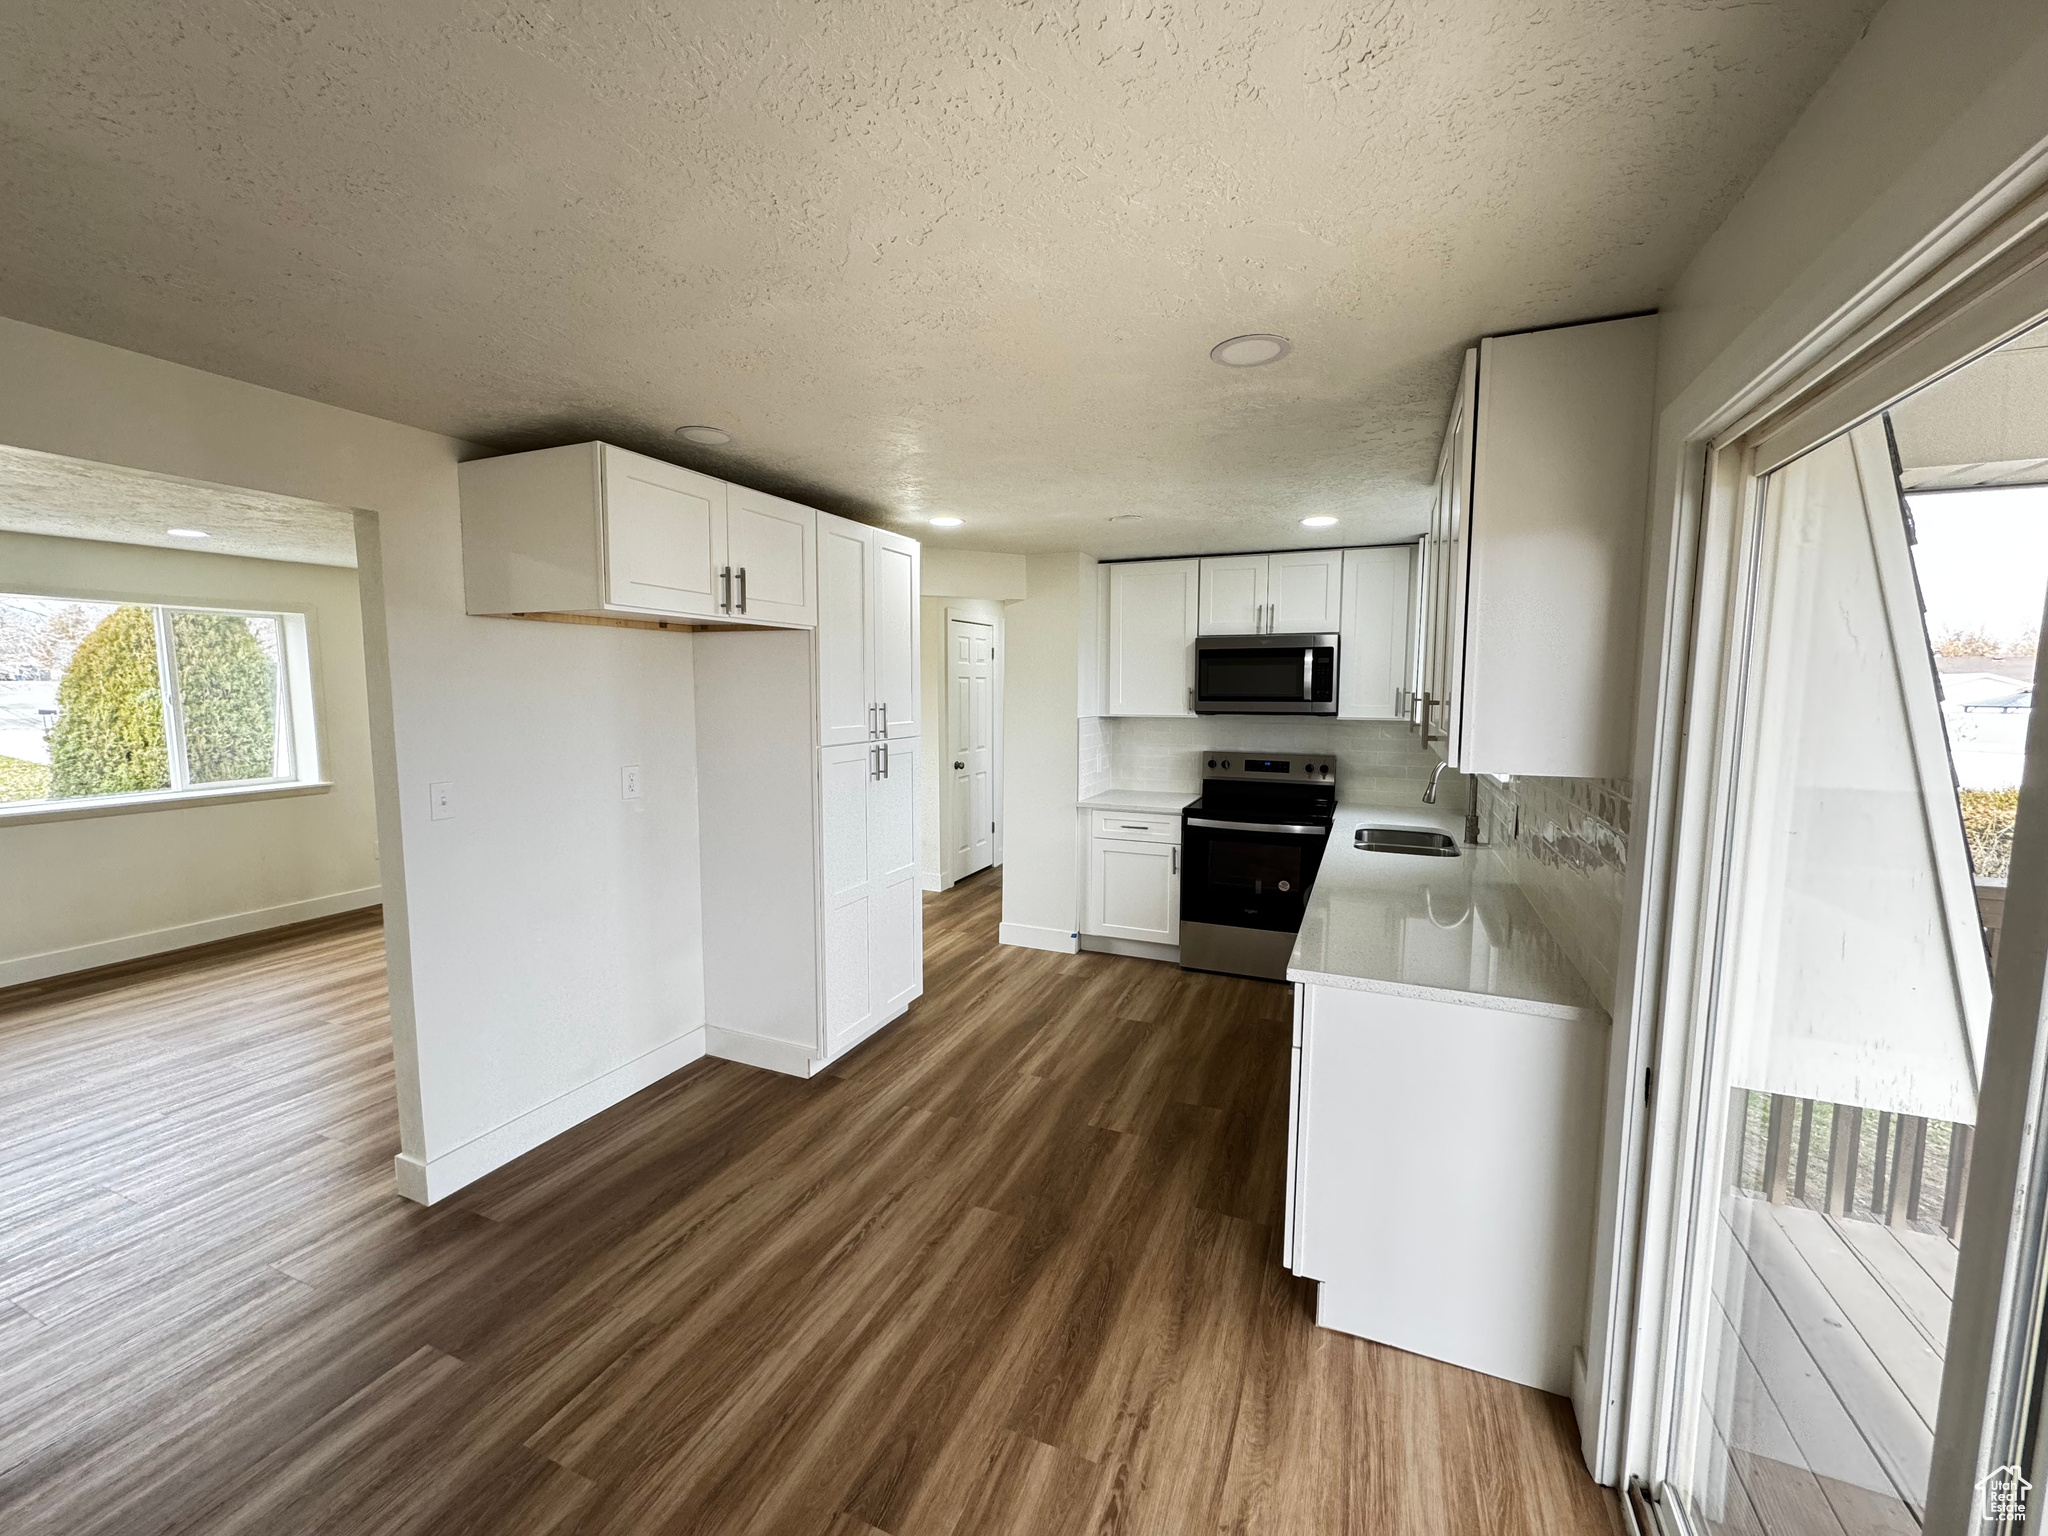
[
  {"left": 880, "top": 740, "right": 891, "bottom": 779},
  {"left": 736, "top": 566, "right": 747, "bottom": 614},
  {"left": 1420, "top": 691, "right": 1444, "bottom": 746},
  {"left": 1172, "top": 847, "right": 1180, "bottom": 875},
  {"left": 720, "top": 565, "right": 732, "bottom": 613}
]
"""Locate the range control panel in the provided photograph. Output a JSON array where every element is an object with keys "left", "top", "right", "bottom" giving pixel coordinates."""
[{"left": 1202, "top": 754, "right": 1336, "bottom": 783}]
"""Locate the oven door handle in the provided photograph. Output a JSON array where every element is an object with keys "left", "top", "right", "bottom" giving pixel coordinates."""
[{"left": 1184, "top": 817, "right": 1330, "bottom": 836}]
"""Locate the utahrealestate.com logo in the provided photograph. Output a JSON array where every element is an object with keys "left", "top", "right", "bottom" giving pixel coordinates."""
[{"left": 1980, "top": 1464, "right": 2032, "bottom": 1522}]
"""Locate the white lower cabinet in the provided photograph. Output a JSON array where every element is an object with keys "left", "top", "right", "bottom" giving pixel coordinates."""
[
  {"left": 1285, "top": 980, "right": 1606, "bottom": 1395},
  {"left": 1084, "top": 816, "right": 1181, "bottom": 947}
]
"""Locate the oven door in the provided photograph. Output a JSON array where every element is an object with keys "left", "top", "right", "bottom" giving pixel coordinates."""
[
  {"left": 1194, "top": 633, "right": 1339, "bottom": 714},
  {"left": 1179, "top": 817, "right": 1331, "bottom": 932}
]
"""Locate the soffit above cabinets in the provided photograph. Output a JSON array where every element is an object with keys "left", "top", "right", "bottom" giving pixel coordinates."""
[{"left": 0, "top": 0, "right": 1881, "bottom": 557}]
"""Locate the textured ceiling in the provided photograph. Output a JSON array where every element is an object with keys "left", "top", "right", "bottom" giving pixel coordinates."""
[
  {"left": 0, "top": 1, "right": 1882, "bottom": 557},
  {"left": 0, "top": 445, "right": 359, "bottom": 567}
]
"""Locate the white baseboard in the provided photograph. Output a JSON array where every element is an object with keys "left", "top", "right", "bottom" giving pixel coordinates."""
[
  {"left": 999, "top": 921, "right": 1078, "bottom": 954},
  {"left": 921, "top": 871, "right": 945, "bottom": 892},
  {"left": 0, "top": 886, "right": 383, "bottom": 988},
  {"left": 393, "top": 1026, "right": 708, "bottom": 1205},
  {"left": 706, "top": 1024, "right": 819, "bottom": 1078}
]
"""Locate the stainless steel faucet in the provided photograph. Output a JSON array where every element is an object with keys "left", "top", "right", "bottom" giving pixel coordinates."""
[{"left": 1423, "top": 760, "right": 1452, "bottom": 805}]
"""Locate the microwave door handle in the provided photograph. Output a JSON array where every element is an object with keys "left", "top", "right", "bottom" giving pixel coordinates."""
[{"left": 1303, "top": 648, "right": 1313, "bottom": 700}]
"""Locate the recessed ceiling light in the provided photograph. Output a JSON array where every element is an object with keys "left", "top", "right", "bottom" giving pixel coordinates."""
[
  {"left": 1301, "top": 516, "right": 1338, "bottom": 528},
  {"left": 166, "top": 528, "right": 209, "bottom": 538},
  {"left": 1210, "top": 333, "right": 1291, "bottom": 367},
  {"left": 674, "top": 425, "right": 732, "bottom": 445},
  {"left": 929, "top": 516, "right": 963, "bottom": 528}
]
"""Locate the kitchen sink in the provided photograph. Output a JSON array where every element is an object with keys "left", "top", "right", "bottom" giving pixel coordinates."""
[{"left": 1354, "top": 826, "right": 1460, "bottom": 857}]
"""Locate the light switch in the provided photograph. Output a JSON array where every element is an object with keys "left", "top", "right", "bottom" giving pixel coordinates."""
[
  {"left": 621, "top": 765, "right": 643, "bottom": 801},
  {"left": 429, "top": 781, "right": 456, "bottom": 821}
]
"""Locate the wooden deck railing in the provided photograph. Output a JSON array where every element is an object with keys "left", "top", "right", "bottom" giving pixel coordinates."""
[{"left": 1735, "top": 1090, "right": 1972, "bottom": 1242}]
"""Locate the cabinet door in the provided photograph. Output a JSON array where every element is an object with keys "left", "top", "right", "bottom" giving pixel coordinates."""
[
  {"left": 869, "top": 739, "right": 922, "bottom": 1023},
  {"left": 726, "top": 487, "right": 817, "bottom": 628},
  {"left": 1270, "top": 549, "right": 1344, "bottom": 633},
  {"left": 1106, "top": 560, "right": 1199, "bottom": 716},
  {"left": 601, "top": 447, "right": 728, "bottom": 617},
  {"left": 1198, "top": 555, "right": 1267, "bottom": 635},
  {"left": 1338, "top": 545, "right": 1415, "bottom": 720},
  {"left": 1087, "top": 837, "right": 1180, "bottom": 944},
  {"left": 872, "top": 531, "right": 921, "bottom": 739},
  {"left": 816, "top": 515, "right": 874, "bottom": 747},
  {"left": 819, "top": 741, "right": 876, "bottom": 1051}
]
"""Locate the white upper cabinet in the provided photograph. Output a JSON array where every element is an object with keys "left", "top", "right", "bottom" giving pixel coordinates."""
[
  {"left": 725, "top": 486, "right": 817, "bottom": 627},
  {"left": 1106, "top": 559, "right": 1199, "bottom": 716},
  {"left": 1198, "top": 549, "right": 1343, "bottom": 634},
  {"left": 603, "top": 450, "right": 728, "bottom": 616},
  {"left": 871, "top": 530, "right": 921, "bottom": 740},
  {"left": 816, "top": 512, "right": 921, "bottom": 746},
  {"left": 1198, "top": 555, "right": 1267, "bottom": 634},
  {"left": 1269, "top": 549, "right": 1345, "bottom": 632},
  {"left": 1419, "top": 316, "right": 1657, "bottom": 778},
  {"left": 459, "top": 441, "right": 818, "bottom": 629},
  {"left": 816, "top": 516, "right": 874, "bottom": 747},
  {"left": 1338, "top": 544, "right": 1418, "bottom": 721}
]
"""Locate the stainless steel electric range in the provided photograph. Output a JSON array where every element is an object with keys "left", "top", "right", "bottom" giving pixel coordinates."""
[{"left": 1178, "top": 750, "right": 1338, "bottom": 981}]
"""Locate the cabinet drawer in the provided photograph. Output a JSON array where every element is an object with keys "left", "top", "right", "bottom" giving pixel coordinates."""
[{"left": 1091, "top": 810, "right": 1181, "bottom": 843}]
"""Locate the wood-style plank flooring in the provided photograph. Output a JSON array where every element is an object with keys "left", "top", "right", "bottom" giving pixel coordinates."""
[{"left": 0, "top": 871, "right": 1624, "bottom": 1535}]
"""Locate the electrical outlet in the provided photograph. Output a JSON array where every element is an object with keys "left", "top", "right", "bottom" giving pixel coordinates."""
[
  {"left": 621, "top": 765, "right": 643, "bottom": 801},
  {"left": 429, "top": 781, "right": 456, "bottom": 821}
]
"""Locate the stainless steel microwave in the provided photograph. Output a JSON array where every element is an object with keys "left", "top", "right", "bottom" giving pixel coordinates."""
[{"left": 1193, "top": 633, "right": 1340, "bottom": 714}]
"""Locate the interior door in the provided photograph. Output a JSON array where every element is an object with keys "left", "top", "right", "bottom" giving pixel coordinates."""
[
  {"left": 725, "top": 486, "right": 817, "bottom": 627},
  {"left": 816, "top": 515, "right": 873, "bottom": 747},
  {"left": 819, "top": 740, "right": 875, "bottom": 1051},
  {"left": 602, "top": 447, "right": 728, "bottom": 616},
  {"left": 1107, "top": 559, "right": 1199, "bottom": 715},
  {"left": 1338, "top": 545, "right": 1415, "bottom": 720},
  {"left": 947, "top": 617, "right": 995, "bottom": 881},
  {"left": 1199, "top": 555, "right": 1268, "bottom": 634},
  {"left": 1270, "top": 549, "right": 1344, "bottom": 632},
  {"left": 869, "top": 738, "right": 921, "bottom": 1025},
  {"left": 872, "top": 531, "right": 920, "bottom": 739}
]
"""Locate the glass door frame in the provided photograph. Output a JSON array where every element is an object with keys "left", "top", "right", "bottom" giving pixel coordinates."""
[{"left": 1608, "top": 218, "right": 2048, "bottom": 1531}]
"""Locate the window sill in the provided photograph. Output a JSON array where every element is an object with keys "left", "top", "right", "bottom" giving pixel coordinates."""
[{"left": 0, "top": 780, "right": 334, "bottom": 828}]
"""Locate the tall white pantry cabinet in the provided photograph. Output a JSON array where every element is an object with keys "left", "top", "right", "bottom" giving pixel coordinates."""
[
  {"left": 695, "top": 514, "right": 924, "bottom": 1076},
  {"left": 458, "top": 441, "right": 923, "bottom": 1077}
]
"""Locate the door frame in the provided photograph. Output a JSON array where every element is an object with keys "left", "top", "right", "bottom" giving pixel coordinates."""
[
  {"left": 932, "top": 603, "right": 1004, "bottom": 892},
  {"left": 1595, "top": 140, "right": 2048, "bottom": 1522}
]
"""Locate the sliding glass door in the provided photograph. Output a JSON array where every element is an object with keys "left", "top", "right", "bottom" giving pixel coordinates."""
[{"left": 1662, "top": 410, "right": 2031, "bottom": 1535}]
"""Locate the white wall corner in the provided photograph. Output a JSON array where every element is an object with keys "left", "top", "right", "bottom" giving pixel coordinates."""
[{"left": 393, "top": 1026, "right": 708, "bottom": 1204}]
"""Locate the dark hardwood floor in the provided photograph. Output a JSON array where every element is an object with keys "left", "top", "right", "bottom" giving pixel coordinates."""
[{"left": 0, "top": 870, "right": 1624, "bottom": 1535}]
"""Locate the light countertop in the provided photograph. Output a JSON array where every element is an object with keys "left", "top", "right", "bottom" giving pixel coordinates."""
[
  {"left": 1078, "top": 789, "right": 1196, "bottom": 816},
  {"left": 1287, "top": 800, "right": 1605, "bottom": 1022}
]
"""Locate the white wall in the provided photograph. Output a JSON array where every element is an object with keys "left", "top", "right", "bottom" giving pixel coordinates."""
[
  {"left": 922, "top": 548, "right": 1026, "bottom": 600},
  {"left": 998, "top": 553, "right": 1092, "bottom": 951},
  {"left": 918, "top": 594, "right": 1006, "bottom": 890},
  {"left": 0, "top": 317, "right": 708, "bottom": 1204},
  {"left": 0, "top": 532, "right": 380, "bottom": 982}
]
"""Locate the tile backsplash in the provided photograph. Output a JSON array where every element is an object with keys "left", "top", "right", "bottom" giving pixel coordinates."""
[
  {"left": 1097, "top": 715, "right": 1466, "bottom": 811},
  {"left": 1475, "top": 775, "right": 1632, "bottom": 1014}
]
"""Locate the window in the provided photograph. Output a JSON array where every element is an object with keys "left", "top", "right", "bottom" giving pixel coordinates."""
[{"left": 0, "top": 594, "right": 319, "bottom": 812}]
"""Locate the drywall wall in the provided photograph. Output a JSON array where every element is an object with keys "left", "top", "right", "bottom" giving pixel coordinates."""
[
  {"left": 0, "top": 316, "right": 709, "bottom": 1204},
  {"left": 0, "top": 532, "right": 379, "bottom": 982},
  {"left": 998, "top": 553, "right": 1092, "bottom": 951},
  {"left": 922, "top": 549, "right": 1026, "bottom": 600},
  {"left": 918, "top": 595, "right": 1005, "bottom": 891}
]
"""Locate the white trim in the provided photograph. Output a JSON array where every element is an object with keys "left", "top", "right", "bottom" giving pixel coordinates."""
[
  {"left": 1078, "top": 934, "right": 1179, "bottom": 963},
  {"left": 0, "top": 778, "right": 334, "bottom": 827},
  {"left": 999, "top": 921, "right": 1077, "bottom": 953},
  {"left": 0, "top": 882, "right": 379, "bottom": 986},
  {"left": 706, "top": 1024, "right": 819, "bottom": 1078},
  {"left": 921, "top": 871, "right": 945, "bottom": 892},
  {"left": 394, "top": 1026, "right": 709, "bottom": 1204}
]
